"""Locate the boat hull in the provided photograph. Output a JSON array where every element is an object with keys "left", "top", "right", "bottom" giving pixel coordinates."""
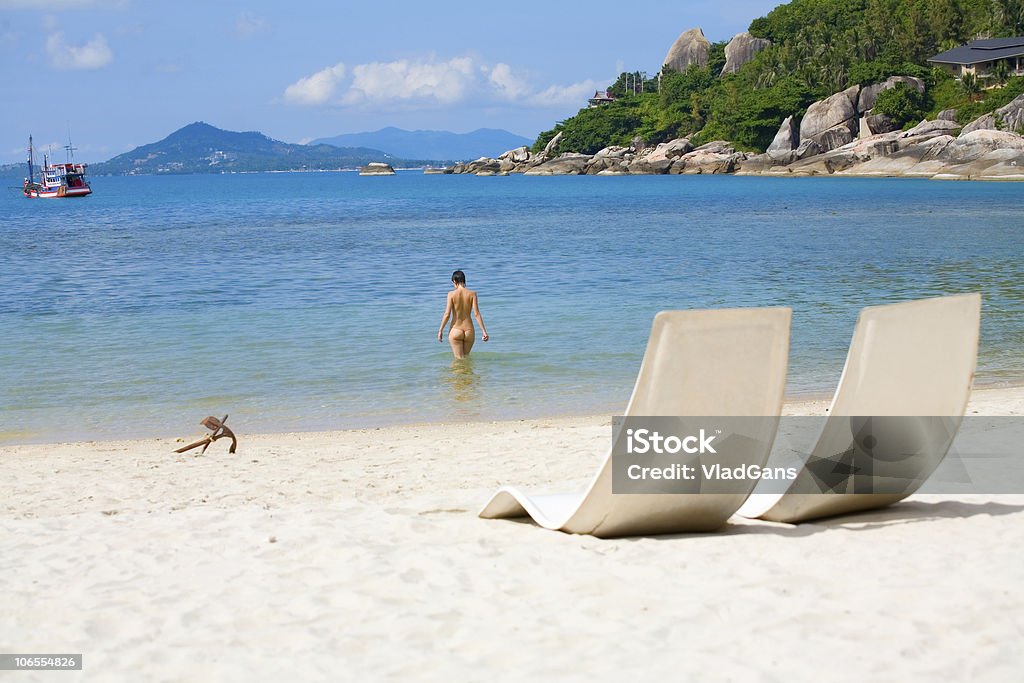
[{"left": 23, "top": 185, "right": 92, "bottom": 198}]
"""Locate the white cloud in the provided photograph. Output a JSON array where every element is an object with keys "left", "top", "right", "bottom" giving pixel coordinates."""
[
  {"left": 235, "top": 11, "right": 266, "bottom": 39},
  {"left": 488, "top": 63, "right": 531, "bottom": 100},
  {"left": 343, "top": 57, "right": 475, "bottom": 106},
  {"left": 528, "top": 79, "right": 606, "bottom": 106},
  {"left": 283, "top": 62, "right": 346, "bottom": 105},
  {"left": 46, "top": 31, "right": 112, "bottom": 70},
  {"left": 283, "top": 55, "right": 611, "bottom": 111}
]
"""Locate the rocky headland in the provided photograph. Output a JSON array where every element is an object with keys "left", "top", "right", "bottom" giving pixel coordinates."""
[{"left": 438, "top": 70, "right": 1024, "bottom": 182}]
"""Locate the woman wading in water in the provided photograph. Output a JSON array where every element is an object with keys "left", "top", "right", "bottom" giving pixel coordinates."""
[{"left": 437, "top": 270, "right": 489, "bottom": 358}]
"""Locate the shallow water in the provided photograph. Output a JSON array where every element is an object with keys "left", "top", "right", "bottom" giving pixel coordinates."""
[{"left": 1, "top": 171, "right": 1022, "bottom": 442}]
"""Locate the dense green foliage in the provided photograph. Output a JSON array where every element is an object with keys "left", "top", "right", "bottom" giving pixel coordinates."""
[
  {"left": 534, "top": 0, "right": 1024, "bottom": 154},
  {"left": 873, "top": 82, "right": 927, "bottom": 127}
]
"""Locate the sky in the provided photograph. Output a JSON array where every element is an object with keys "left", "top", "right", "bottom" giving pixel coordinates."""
[{"left": 0, "top": 0, "right": 785, "bottom": 164}]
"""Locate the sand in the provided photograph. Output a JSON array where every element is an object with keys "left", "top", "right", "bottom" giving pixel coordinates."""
[{"left": 3, "top": 387, "right": 1024, "bottom": 681}]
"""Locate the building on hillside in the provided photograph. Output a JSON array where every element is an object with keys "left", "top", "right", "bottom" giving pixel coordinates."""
[
  {"left": 588, "top": 90, "right": 615, "bottom": 107},
  {"left": 928, "top": 37, "right": 1024, "bottom": 82}
]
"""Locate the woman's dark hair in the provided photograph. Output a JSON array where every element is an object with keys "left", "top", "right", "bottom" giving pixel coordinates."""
[{"left": 452, "top": 270, "right": 466, "bottom": 285}]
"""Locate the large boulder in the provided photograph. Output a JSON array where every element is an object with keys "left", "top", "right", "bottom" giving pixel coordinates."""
[
  {"left": 585, "top": 156, "right": 626, "bottom": 175},
  {"left": 995, "top": 93, "right": 1024, "bottom": 133},
  {"left": 800, "top": 86, "right": 860, "bottom": 149},
  {"left": 856, "top": 76, "right": 925, "bottom": 114},
  {"left": 540, "top": 131, "right": 563, "bottom": 159},
  {"left": 966, "top": 94, "right": 1024, "bottom": 135},
  {"left": 899, "top": 118, "right": 961, "bottom": 139},
  {"left": 767, "top": 115, "right": 798, "bottom": 157},
  {"left": 692, "top": 140, "right": 736, "bottom": 154},
  {"left": 839, "top": 136, "right": 956, "bottom": 177},
  {"left": 663, "top": 27, "right": 710, "bottom": 72},
  {"left": 642, "top": 138, "right": 693, "bottom": 162},
  {"left": 585, "top": 147, "right": 630, "bottom": 175},
  {"left": 935, "top": 146, "right": 1024, "bottom": 180},
  {"left": 359, "top": 162, "right": 395, "bottom": 176},
  {"left": 498, "top": 146, "right": 531, "bottom": 163},
  {"left": 937, "top": 108, "right": 958, "bottom": 121},
  {"left": 794, "top": 139, "right": 822, "bottom": 159},
  {"left": 960, "top": 113, "right": 996, "bottom": 135},
  {"left": 817, "top": 124, "right": 856, "bottom": 151},
  {"left": 523, "top": 152, "right": 591, "bottom": 175},
  {"left": 944, "top": 129, "right": 1024, "bottom": 162},
  {"left": 721, "top": 32, "right": 771, "bottom": 75},
  {"left": 675, "top": 144, "right": 746, "bottom": 174},
  {"left": 593, "top": 145, "right": 630, "bottom": 159},
  {"left": 757, "top": 138, "right": 822, "bottom": 167},
  {"left": 627, "top": 158, "right": 674, "bottom": 175},
  {"left": 463, "top": 157, "right": 503, "bottom": 174},
  {"left": 861, "top": 113, "right": 898, "bottom": 136}
]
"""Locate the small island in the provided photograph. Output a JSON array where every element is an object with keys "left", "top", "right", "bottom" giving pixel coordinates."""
[{"left": 359, "top": 162, "right": 396, "bottom": 176}]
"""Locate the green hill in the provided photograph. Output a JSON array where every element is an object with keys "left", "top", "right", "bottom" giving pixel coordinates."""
[
  {"left": 91, "top": 122, "right": 426, "bottom": 175},
  {"left": 535, "top": 0, "right": 1024, "bottom": 154}
]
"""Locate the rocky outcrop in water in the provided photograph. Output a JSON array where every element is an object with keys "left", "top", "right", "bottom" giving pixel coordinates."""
[
  {"left": 440, "top": 139, "right": 750, "bottom": 177},
  {"left": 767, "top": 116, "right": 799, "bottom": 156},
  {"left": 663, "top": 27, "right": 710, "bottom": 72},
  {"left": 740, "top": 117, "right": 1024, "bottom": 180},
  {"left": 432, "top": 78, "right": 1024, "bottom": 181},
  {"left": 359, "top": 162, "right": 395, "bottom": 176},
  {"left": 799, "top": 86, "right": 860, "bottom": 152},
  {"left": 796, "top": 77, "right": 927, "bottom": 152}
]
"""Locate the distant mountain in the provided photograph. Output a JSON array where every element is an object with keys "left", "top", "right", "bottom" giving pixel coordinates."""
[
  {"left": 311, "top": 127, "right": 533, "bottom": 162},
  {"left": 90, "top": 122, "right": 426, "bottom": 175},
  {"left": 1, "top": 162, "right": 30, "bottom": 180}
]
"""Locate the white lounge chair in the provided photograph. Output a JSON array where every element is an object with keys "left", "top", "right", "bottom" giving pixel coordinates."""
[
  {"left": 741, "top": 293, "right": 981, "bottom": 523},
  {"left": 479, "top": 307, "right": 791, "bottom": 537}
]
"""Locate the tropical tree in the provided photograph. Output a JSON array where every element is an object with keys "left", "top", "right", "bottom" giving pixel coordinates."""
[{"left": 960, "top": 72, "right": 980, "bottom": 100}]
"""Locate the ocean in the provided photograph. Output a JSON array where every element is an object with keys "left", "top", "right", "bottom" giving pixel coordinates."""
[{"left": 2, "top": 171, "right": 1022, "bottom": 443}]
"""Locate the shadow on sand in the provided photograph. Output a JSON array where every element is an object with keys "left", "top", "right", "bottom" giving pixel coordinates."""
[
  {"left": 650, "top": 499, "right": 1024, "bottom": 541},
  {"left": 475, "top": 499, "right": 1024, "bottom": 541}
]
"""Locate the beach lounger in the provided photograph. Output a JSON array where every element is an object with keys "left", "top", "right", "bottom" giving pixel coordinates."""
[
  {"left": 741, "top": 293, "right": 981, "bottom": 524},
  {"left": 478, "top": 307, "right": 791, "bottom": 537}
]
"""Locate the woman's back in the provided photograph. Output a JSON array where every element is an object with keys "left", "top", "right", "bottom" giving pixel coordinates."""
[
  {"left": 450, "top": 288, "right": 476, "bottom": 328},
  {"left": 438, "top": 270, "right": 488, "bottom": 359}
]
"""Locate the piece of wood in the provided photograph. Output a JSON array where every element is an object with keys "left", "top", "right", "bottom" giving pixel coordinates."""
[{"left": 174, "top": 414, "right": 237, "bottom": 455}]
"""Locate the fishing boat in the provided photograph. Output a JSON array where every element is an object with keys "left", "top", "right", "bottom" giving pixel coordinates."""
[{"left": 22, "top": 135, "right": 92, "bottom": 198}]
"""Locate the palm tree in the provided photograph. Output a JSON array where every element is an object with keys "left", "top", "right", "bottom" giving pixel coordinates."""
[
  {"left": 961, "top": 72, "right": 980, "bottom": 100},
  {"left": 993, "top": 59, "right": 1010, "bottom": 87}
]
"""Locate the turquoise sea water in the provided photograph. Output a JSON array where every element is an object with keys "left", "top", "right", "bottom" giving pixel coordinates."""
[{"left": 1, "top": 171, "right": 1022, "bottom": 443}]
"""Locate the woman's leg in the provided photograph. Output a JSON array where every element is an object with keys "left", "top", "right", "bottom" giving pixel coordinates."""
[{"left": 448, "top": 328, "right": 467, "bottom": 358}]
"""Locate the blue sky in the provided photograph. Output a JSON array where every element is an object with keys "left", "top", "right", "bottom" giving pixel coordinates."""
[{"left": 0, "top": 0, "right": 784, "bottom": 164}]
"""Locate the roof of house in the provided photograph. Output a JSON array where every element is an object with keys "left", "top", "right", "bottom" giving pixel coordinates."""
[{"left": 929, "top": 37, "right": 1024, "bottom": 65}]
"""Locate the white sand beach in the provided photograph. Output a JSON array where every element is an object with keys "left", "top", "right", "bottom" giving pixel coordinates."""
[{"left": 3, "top": 387, "right": 1023, "bottom": 681}]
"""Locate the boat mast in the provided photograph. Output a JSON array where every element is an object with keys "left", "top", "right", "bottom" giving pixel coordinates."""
[
  {"left": 65, "top": 126, "right": 77, "bottom": 164},
  {"left": 27, "top": 135, "right": 34, "bottom": 184}
]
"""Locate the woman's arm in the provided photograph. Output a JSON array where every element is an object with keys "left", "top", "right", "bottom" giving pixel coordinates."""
[
  {"left": 473, "top": 292, "right": 489, "bottom": 341},
  {"left": 437, "top": 294, "right": 453, "bottom": 342}
]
